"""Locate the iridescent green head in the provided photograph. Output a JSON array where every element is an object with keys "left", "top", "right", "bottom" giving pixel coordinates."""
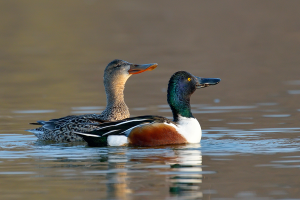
[{"left": 167, "top": 71, "right": 220, "bottom": 121}]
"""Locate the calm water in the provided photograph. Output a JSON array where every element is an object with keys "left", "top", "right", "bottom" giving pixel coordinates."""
[{"left": 1, "top": 1, "right": 300, "bottom": 200}]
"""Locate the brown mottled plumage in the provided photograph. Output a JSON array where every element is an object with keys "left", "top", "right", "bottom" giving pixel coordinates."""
[{"left": 26, "top": 59, "right": 158, "bottom": 142}]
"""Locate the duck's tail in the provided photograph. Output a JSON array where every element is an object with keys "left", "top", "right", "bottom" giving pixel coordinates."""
[
  {"left": 25, "top": 129, "right": 45, "bottom": 139},
  {"left": 29, "top": 120, "right": 46, "bottom": 125}
]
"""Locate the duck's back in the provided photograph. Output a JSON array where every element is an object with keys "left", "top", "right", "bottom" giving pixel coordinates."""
[
  {"left": 26, "top": 106, "right": 130, "bottom": 142},
  {"left": 26, "top": 114, "right": 104, "bottom": 142}
]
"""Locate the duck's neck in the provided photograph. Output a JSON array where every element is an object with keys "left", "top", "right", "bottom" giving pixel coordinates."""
[
  {"left": 167, "top": 83, "right": 194, "bottom": 122},
  {"left": 102, "top": 76, "right": 130, "bottom": 120},
  {"left": 105, "top": 82, "right": 126, "bottom": 105}
]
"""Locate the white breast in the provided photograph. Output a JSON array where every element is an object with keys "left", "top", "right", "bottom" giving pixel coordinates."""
[{"left": 173, "top": 116, "right": 202, "bottom": 143}]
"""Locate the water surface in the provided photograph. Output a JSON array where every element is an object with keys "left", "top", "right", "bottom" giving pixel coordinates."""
[{"left": 1, "top": 1, "right": 300, "bottom": 199}]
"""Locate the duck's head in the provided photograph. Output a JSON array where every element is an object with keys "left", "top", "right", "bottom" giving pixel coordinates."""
[
  {"left": 168, "top": 71, "right": 221, "bottom": 98},
  {"left": 167, "top": 71, "right": 220, "bottom": 120},
  {"left": 104, "top": 59, "right": 158, "bottom": 85},
  {"left": 102, "top": 59, "right": 157, "bottom": 118}
]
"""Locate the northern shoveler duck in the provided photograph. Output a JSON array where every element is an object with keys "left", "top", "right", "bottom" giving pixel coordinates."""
[
  {"left": 26, "top": 59, "right": 158, "bottom": 142},
  {"left": 75, "top": 71, "right": 220, "bottom": 147}
]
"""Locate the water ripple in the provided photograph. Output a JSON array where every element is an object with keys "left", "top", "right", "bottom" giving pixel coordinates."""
[{"left": 12, "top": 110, "right": 56, "bottom": 114}]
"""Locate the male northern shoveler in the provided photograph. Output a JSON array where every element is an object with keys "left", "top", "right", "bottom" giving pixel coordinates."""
[
  {"left": 75, "top": 71, "right": 220, "bottom": 147},
  {"left": 26, "top": 59, "right": 158, "bottom": 142}
]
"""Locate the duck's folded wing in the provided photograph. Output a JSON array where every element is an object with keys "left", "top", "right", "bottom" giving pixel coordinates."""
[
  {"left": 29, "top": 115, "right": 77, "bottom": 129},
  {"left": 74, "top": 115, "right": 168, "bottom": 138},
  {"left": 28, "top": 114, "right": 106, "bottom": 131}
]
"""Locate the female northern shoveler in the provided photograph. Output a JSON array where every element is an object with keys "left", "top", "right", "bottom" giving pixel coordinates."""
[
  {"left": 75, "top": 71, "right": 220, "bottom": 147},
  {"left": 26, "top": 59, "right": 158, "bottom": 142}
]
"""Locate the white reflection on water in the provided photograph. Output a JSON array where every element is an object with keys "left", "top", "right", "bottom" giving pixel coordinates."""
[
  {"left": 70, "top": 106, "right": 105, "bottom": 114},
  {"left": 263, "top": 114, "right": 291, "bottom": 118},
  {"left": 227, "top": 122, "right": 254, "bottom": 125},
  {"left": 12, "top": 110, "right": 56, "bottom": 114},
  {"left": 71, "top": 106, "right": 105, "bottom": 114},
  {"left": 71, "top": 110, "right": 103, "bottom": 114},
  {"left": 192, "top": 110, "right": 229, "bottom": 114},
  {"left": 288, "top": 90, "right": 300, "bottom": 94},
  {"left": 167, "top": 145, "right": 204, "bottom": 198},
  {"left": 202, "top": 106, "right": 257, "bottom": 110},
  {"left": 256, "top": 102, "right": 278, "bottom": 106},
  {"left": 0, "top": 172, "right": 36, "bottom": 175},
  {"left": 72, "top": 106, "right": 105, "bottom": 110},
  {"left": 209, "top": 119, "right": 223, "bottom": 121}
]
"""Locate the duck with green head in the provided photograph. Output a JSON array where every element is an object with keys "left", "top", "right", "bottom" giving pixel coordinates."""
[
  {"left": 75, "top": 71, "right": 220, "bottom": 147},
  {"left": 26, "top": 59, "right": 158, "bottom": 142}
]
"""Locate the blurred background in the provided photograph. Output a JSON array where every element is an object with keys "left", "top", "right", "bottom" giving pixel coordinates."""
[
  {"left": 1, "top": 1, "right": 300, "bottom": 199},
  {"left": 1, "top": 0, "right": 300, "bottom": 111}
]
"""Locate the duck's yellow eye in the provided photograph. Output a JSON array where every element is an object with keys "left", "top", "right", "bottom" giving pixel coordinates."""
[{"left": 188, "top": 78, "right": 191, "bottom": 81}]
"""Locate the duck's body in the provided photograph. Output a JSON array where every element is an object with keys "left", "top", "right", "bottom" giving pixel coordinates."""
[
  {"left": 80, "top": 115, "right": 201, "bottom": 147},
  {"left": 26, "top": 59, "right": 157, "bottom": 142},
  {"left": 75, "top": 71, "right": 220, "bottom": 146}
]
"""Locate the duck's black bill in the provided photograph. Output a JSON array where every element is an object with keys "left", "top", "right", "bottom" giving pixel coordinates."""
[
  {"left": 196, "top": 77, "right": 221, "bottom": 88},
  {"left": 128, "top": 63, "right": 158, "bottom": 74}
]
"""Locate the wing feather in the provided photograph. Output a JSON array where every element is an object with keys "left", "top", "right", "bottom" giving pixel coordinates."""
[{"left": 74, "top": 115, "right": 173, "bottom": 138}]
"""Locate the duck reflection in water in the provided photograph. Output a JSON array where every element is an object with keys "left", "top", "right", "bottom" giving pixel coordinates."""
[{"left": 94, "top": 144, "right": 203, "bottom": 199}]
